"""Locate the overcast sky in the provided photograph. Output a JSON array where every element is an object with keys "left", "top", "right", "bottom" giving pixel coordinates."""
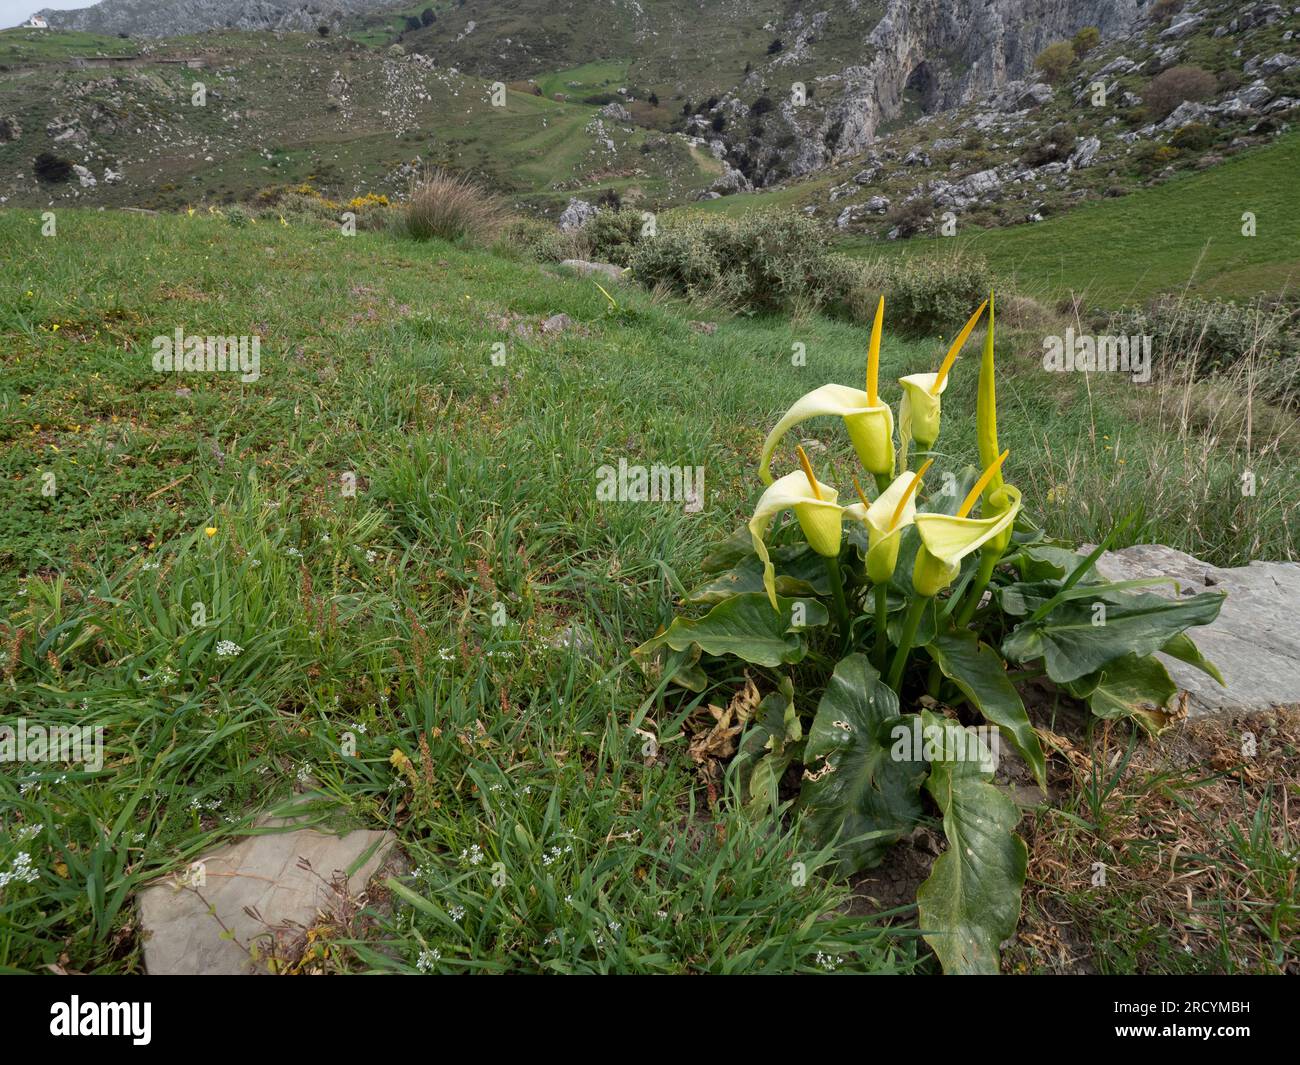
[{"left": 1, "top": 1, "right": 92, "bottom": 29}]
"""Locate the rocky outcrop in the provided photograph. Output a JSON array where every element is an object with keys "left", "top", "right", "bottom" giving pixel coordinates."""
[
  {"left": 777, "top": 0, "right": 1142, "bottom": 180},
  {"left": 558, "top": 198, "right": 596, "bottom": 231}
]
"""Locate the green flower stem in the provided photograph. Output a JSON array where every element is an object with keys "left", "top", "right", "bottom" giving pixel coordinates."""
[
  {"left": 873, "top": 471, "right": 892, "bottom": 495},
  {"left": 872, "top": 583, "right": 889, "bottom": 670},
  {"left": 825, "top": 554, "right": 850, "bottom": 650},
  {"left": 955, "top": 550, "right": 999, "bottom": 628},
  {"left": 887, "top": 595, "right": 929, "bottom": 692}
]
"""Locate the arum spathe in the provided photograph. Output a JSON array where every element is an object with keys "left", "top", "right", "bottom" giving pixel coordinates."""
[
  {"left": 750, "top": 447, "right": 843, "bottom": 609},
  {"left": 913, "top": 450, "right": 1020, "bottom": 597},
  {"left": 849, "top": 460, "right": 933, "bottom": 584},
  {"left": 759, "top": 297, "right": 894, "bottom": 483},
  {"left": 975, "top": 290, "right": 1019, "bottom": 558},
  {"left": 898, "top": 300, "right": 986, "bottom": 466}
]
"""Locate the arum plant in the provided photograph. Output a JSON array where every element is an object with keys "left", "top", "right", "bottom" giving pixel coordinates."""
[
  {"left": 634, "top": 296, "right": 1226, "bottom": 974},
  {"left": 759, "top": 297, "right": 895, "bottom": 490},
  {"left": 888, "top": 449, "right": 1015, "bottom": 690},
  {"left": 749, "top": 445, "right": 849, "bottom": 643},
  {"left": 897, "top": 299, "right": 986, "bottom": 467},
  {"left": 851, "top": 461, "right": 930, "bottom": 670}
]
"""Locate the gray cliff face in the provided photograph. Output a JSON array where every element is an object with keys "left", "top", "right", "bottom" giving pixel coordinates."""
[
  {"left": 36, "top": 0, "right": 383, "bottom": 36},
  {"left": 791, "top": 0, "right": 1143, "bottom": 179}
]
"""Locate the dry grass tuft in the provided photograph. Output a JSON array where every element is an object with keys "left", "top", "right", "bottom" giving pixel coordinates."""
[{"left": 405, "top": 168, "right": 509, "bottom": 246}]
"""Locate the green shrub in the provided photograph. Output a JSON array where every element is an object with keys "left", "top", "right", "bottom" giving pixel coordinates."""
[
  {"left": 884, "top": 196, "right": 935, "bottom": 238},
  {"left": 501, "top": 216, "right": 591, "bottom": 263},
  {"left": 33, "top": 151, "right": 73, "bottom": 184},
  {"left": 405, "top": 168, "right": 507, "bottom": 245},
  {"left": 1019, "top": 122, "right": 1076, "bottom": 166},
  {"left": 1033, "top": 41, "right": 1076, "bottom": 84},
  {"left": 1106, "top": 294, "right": 1300, "bottom": 404},
  {"left": 854, "top": 253, "right": 997, "bottom": 335},
  {"left": 584, "top": 206, "right": 646, "bottom": 266},
  {"left": 627, "top": 211, "right": 849, "bottom": 314},
  {"left": 1071, "top": 26, "right": 1100, "bottom": 56},
  {"left": 1144, "top": 65, "right": 1216, "bottom": 122},
  {"left": 225, "top": 204, "right": 253, "bottom": 228},
  {"left": 1169, "top": 122, "right": 1214, "bottom": 151}
]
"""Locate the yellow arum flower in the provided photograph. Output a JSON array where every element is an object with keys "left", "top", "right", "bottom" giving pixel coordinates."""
[
  {"left": 974, "top": 291, "right": 1019, "bottom": 558},
  {"left": 759, "top": 297, "right": 894, "bottom": 483},
  {"left": 749, "top": 448, "right": 843, "bottom": 609},
  {"left": 897, "top": 300, "right": 986, "bottom": 465},
  {"left": 912, "top": 450, "right": 1019, "bottom": 596},
  {"left": 849, "top": 460, "right": 933, "bottom": 584}
]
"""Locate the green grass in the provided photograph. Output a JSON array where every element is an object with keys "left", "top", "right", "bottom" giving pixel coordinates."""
[
  {"left": 0, "top": 27, "right": 138, "bottom": 62},
  {"left": 534, "top": 59, "right": 630, "bottom": 100},
  {"left": 840, "top": 132, "right": 1300, "bottom": 307},
  {"left": 0, "top": 207, "right": 1294, "bottom": 972}
]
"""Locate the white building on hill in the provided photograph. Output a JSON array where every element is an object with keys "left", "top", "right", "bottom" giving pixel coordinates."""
[{"left": 25, "top": 15, "right": 50, "bottom": 28}]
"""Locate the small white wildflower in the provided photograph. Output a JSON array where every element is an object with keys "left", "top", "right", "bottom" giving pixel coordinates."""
[
  {"left": 0, "top": 852, "right": 39, "bottom": 889},
  {"left": 459, "top": 844, "right": 484, "bottom": 866},
  {"left": 415, "top": 948, "right": 440, "bottom": 972},
  {"left": 449, "top": 904, "right": 465, "bottom": 921},
  {"left": 285, "top": 546, "right": 303, "bottom": 558},
  {"left": 365, "top": 549, "right": 377, "bottom": 563},
  {"left": 215, "top": 640, "right": 243, "bottom": 658},
  {"left": 16, "top": 824, "right": 41, "bottom": 843}
]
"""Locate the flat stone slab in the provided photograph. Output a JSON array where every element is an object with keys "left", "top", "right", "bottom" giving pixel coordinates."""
[
  {"left": 138, "top": 802, "right": 396, "bottom": 975},
  {"left": 1092, "top": 544, "right": 1300, "bottom": 716}
]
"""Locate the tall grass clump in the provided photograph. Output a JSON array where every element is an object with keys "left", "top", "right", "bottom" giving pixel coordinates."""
[{"left": 405, "top": 168, "right": 508, "bottom": 245}]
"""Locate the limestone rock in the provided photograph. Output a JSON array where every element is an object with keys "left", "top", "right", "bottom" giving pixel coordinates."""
[
  {"left": 138, "top": 800, "right": 398, "bottom": 975},
  {"left": 1091, "top": 545, "right": 1300, "bottom": 716},
  {"left": 559, "top": 259, "right": 625, "bottom": 283},
  {"left": 558, "top": 198, "right": 596, "bottom": 231}
]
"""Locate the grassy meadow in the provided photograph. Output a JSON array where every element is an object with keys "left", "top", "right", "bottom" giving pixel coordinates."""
[{"left": 0, "top": 206, "right": 1295, "bottom": 973}]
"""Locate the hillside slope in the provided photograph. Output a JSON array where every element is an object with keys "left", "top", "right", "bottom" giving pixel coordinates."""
[
  {"left": 841, "top": 130, "right": 1300, "bottom": 304},
  {"left": 0, "top": 27, "right": 716, "bottom": 210}
]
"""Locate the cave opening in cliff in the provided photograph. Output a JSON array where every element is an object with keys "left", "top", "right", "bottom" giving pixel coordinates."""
[{"left": 903, "top": 60, "right": 941, "bottom": 115}]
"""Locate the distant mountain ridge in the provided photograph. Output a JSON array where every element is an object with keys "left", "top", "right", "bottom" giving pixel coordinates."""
[{"left": 36, "top": 0, "right": 387, "bottom": 36}]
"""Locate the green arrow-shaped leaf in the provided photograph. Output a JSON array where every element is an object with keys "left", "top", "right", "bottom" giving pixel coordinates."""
[
  {"left": 916, "top": 710, "right": 1026, "bottom": 975},
  {"left": 926, "top": 630, "right": 1046, "bottom": 790},
  {"left": 1072, "top": 653, "right": 1184, "bottom": 735},
  {"left": 1001, "top": 589, "right": 1224, "bottom": 683},
  {"left": 798, "top": 654, "right": 925, "bottom": 874},
  {"left": 632, "top": 593, "right": 828, "bottom": 669}
]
